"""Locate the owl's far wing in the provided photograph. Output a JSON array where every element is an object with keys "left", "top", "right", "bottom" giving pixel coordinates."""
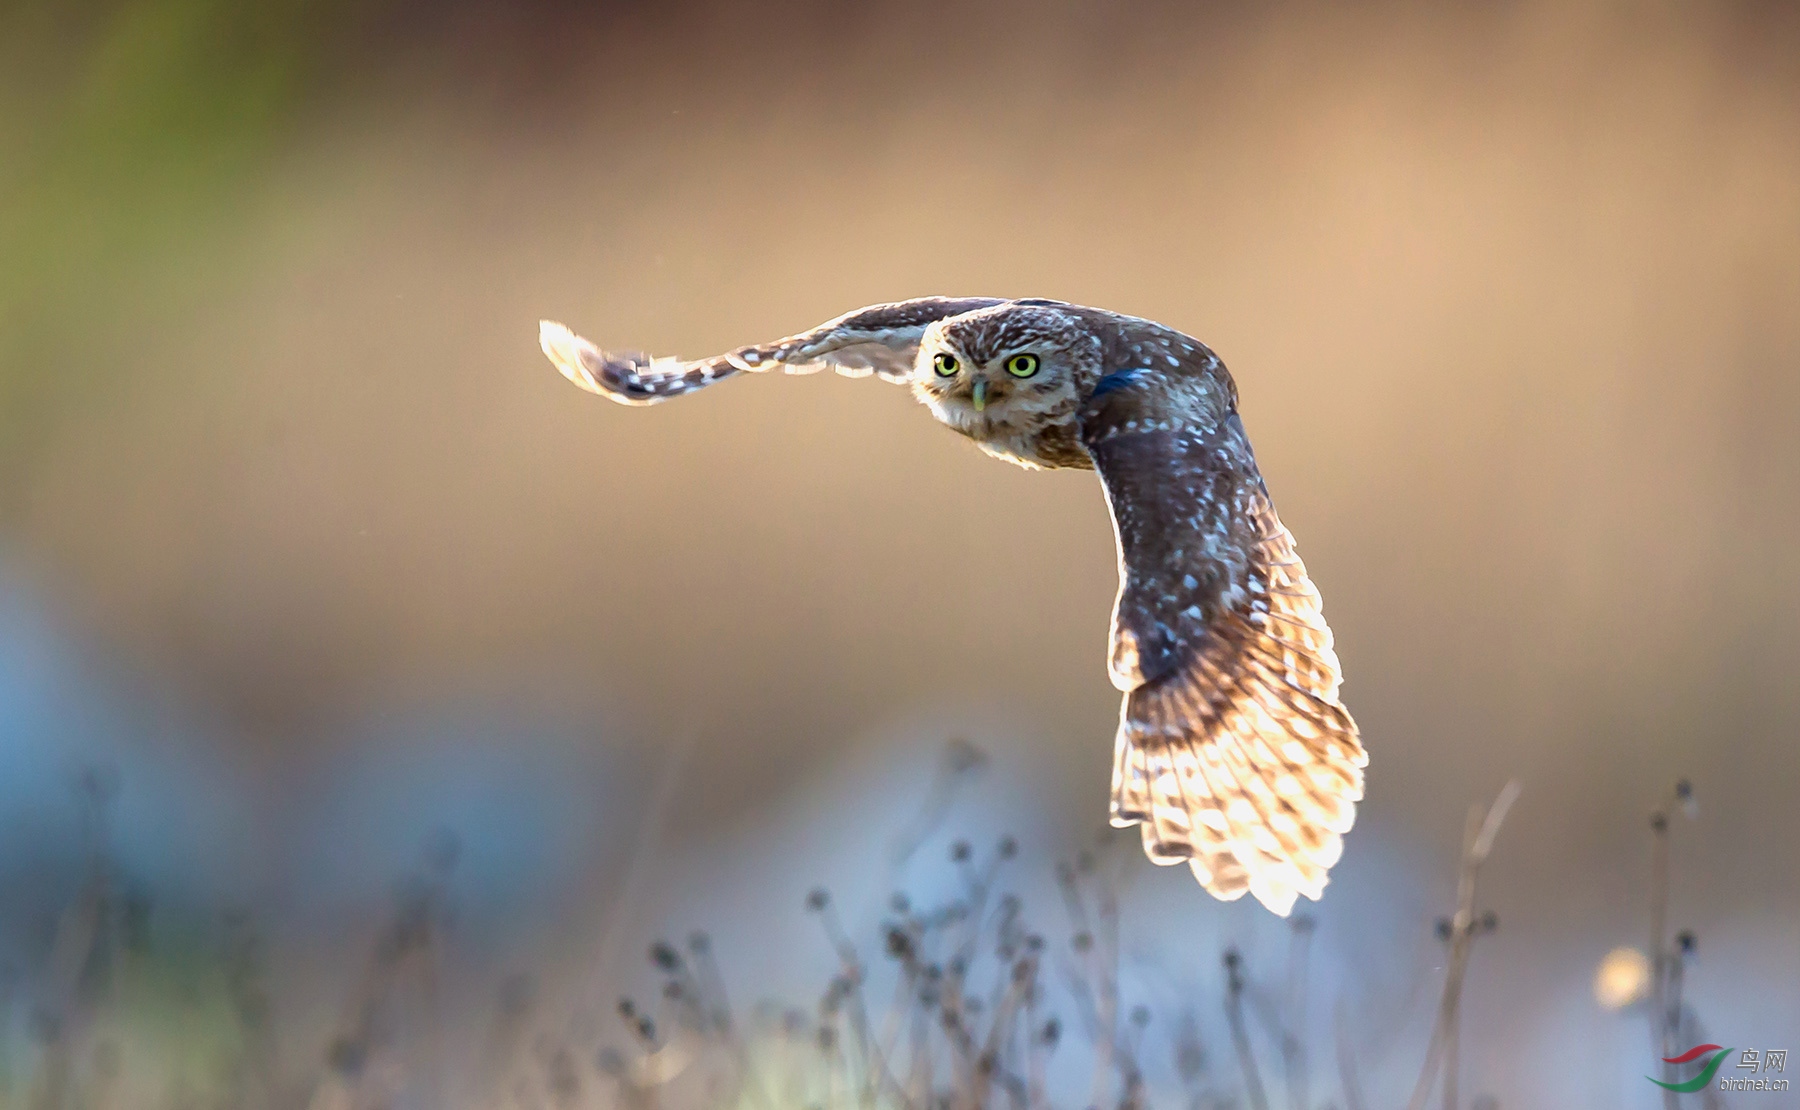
[
  {"left": 539, "top": 297, "right": 1005, "bottom": 406},
  {"left": 1080, "top": 380, "right": 1365, "bottom": 917}
]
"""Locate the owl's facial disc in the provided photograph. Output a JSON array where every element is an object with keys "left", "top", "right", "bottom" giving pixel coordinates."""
[{"left": 923, "top": 341, "right": 1057, "bottom": 418}]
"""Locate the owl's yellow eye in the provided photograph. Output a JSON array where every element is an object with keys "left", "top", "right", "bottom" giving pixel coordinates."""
[
  {"left": 1006, "top": 353, "right": 1040, "bottom": 378},
  {"left": 933, "top": 353, "right": 959, "bottom": 377}
]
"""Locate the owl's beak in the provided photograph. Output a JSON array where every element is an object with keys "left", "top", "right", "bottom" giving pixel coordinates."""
[{"left": 971, "top": 378, "right": 988, "bottom": 412}]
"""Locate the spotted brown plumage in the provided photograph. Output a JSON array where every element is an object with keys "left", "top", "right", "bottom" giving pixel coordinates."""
[{"left": 538, "top": 297, "right": 1365, "bottom": 915}]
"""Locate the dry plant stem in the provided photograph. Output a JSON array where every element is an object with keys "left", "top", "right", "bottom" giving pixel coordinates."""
[
  {"left": 1244, "top": 952, "right": 1306, "bottom": 1110},
  {"left": 888, "top": 740, "right": 985, "bottom": 873},
  {"left": 1024, "top": 973, "right": 1045, "bottom": 1110},
  {"left": 1087, "top": 882, "right": 1118, "bottom": 1107},
  {"left": 1415, "top": 809, "right": 1480, "bottom": 1110},
  {"left": 1334, "top": 1000, "right": 1369, "bottom": 1110},
  {"left": 1059, "top": 849, "right": 1135, "bottom": 1109},
  {"left": 1225, "top": 955, "right": 1271, "bottom": 1110},
  {"left": 907, "top": 984, "right": 930, "bottom": 1109},
  {"left": 693, "top": 945, "right": 772, "bottom": 1110},
  {"left": 1442, "top": 959, "right": 1461, "bottom": 1110},
  {"left": 1406, "top": 780, "right": 1521, "bottom": 1110},
  {"left": 1054, "top": 863, "right": 1107, "bottom": 1104},
  {"left": 1440, "top": 803, "right": 1475, "bottom": 1110},
  {"left": 583, "top": 726, "right": 699, "bottom": 1015},
  {"left": 1097, "top": 854, "right": 1130, "bottom": 1104},
  {"left": 977, "top": 970, "right": 1031, "bottom": 1110},
  {"left": 817, "top": 905, "right": 907, "bottom": 1110},
  {"left": 1286, "top": 921, "right": 1313, "bottom": 1110},
  {"left": 38, "top": 789, "right": 115, "bottom": 1095},
  {"left": 416, "top": 941, "right": 445, "bottom": 1110},
  {"left": 1649, "top": 814, "right": 1678, "bottom": 1110},
  {"left": 881, "top": 960, "right": 916, "bottom": 1102}
]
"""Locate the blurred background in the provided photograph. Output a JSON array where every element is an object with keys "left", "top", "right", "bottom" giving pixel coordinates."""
[{"left": 2, "top": 0, "right": 1797, "bottom": 1107}]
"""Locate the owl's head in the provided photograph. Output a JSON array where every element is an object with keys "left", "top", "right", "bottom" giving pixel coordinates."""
[{"left": 912, "top": 302, "right": 1097, "bottom": 433}]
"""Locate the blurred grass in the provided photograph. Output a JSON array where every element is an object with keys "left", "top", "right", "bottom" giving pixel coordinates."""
[{"left": 0, "top": 0, "right": 340, "bottom": 492}]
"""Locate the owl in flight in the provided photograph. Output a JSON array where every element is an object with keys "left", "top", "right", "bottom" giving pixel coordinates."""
[{"left": 539, "top": 297, "right": 1365, "bottom": 915}]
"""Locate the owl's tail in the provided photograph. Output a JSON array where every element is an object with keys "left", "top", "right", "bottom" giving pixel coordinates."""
[{"left": 540, "top": 321, "right": 745, "bottom": 406}]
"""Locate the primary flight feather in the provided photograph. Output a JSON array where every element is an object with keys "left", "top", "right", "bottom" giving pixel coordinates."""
[{"left": 538, "top": 297, "right": 1365, "bottom": 915}]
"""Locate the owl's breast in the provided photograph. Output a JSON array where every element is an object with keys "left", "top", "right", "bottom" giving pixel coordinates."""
[
  {"left": 966, "top": 409, "right": 1092, "bottom": 471},
  {"left": 919, "top": 382, "right": 1093, "bottom": 470}
]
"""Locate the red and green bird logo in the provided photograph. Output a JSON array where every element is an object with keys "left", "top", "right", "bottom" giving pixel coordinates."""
[{"left": 1650, "top": 1045, "right": 1732, "bottom": 1093}]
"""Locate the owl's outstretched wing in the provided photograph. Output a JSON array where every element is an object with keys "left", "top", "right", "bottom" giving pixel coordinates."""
[
  {"left": 1081, "top": 377, "right": 1365, "bottom": 917},
  {"left": 539, "top": 297, "right": 1005, "bottom": 406}
]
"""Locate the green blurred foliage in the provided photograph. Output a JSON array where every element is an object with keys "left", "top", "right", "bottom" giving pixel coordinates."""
[
  {"left": 0, "top": 0, "right": 348, "bottom": 470},
  {"left": 0, "top": 936, "right": 253, "bottom": 1110}
]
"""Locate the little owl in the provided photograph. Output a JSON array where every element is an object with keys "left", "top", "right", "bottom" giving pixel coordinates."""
[{"left": 538, "top": 297, "right": 1365, "bottom": 916}]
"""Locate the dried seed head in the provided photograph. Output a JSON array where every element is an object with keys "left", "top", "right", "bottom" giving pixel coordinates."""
[
  {"left": 885, "top": 927, "right": 913, "bottom": 960},
  {"left": 806, "top": 888, "right": 831, "bottom": 912},
  {"left": 327, "top": 1037, "right": 367, "bottom": 1078},
  {"left": 546, "top": 1046, "right": 581, "bottom": 1101},
  {"left": 650, "top": 941, "right": 682, "bottom": 972},
  {"left": 1675, "top": 779, "right": 1699, "bottom": 819},
  {"left": 944, "top": 738, "right": 986, "bottom": 774}
]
